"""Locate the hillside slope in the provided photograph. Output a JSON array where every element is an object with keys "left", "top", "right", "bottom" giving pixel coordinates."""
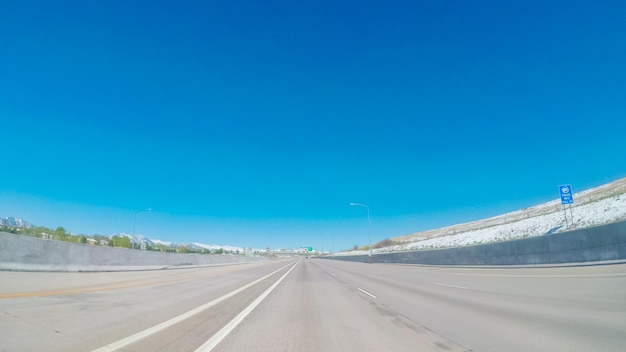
[{"left": 380, "top": 177, "right": 626, "bottom": 253}]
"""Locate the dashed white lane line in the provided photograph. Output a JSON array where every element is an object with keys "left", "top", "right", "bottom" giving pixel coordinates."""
[
  {"left": 433, "top": 282, "right": 469, "bottom": 290},
  {"left": 92, "top": 262, "right": 296, "bottom": 352},
  {"left": 358, "top": 288, "right": 377, "bottom": 299},
  {"left": 330, "top": 273, "right": 336, "bottom": 277},
  {"left": 195, "top": 261, "right": 299, "bottom": 351}
]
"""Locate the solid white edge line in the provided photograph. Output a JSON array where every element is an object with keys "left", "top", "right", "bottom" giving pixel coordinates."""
[
  {"left": 91, "top": 262, "right": 295, "bottom": 352},
  {"left": 194, "top": 261, "right": 299, "bottom": 352},
  {"left": 433, "top": 282, "right": 469, "bottom": 290},
  {"left": 357, "top": 288, "right": 377, "bottom": 299}
]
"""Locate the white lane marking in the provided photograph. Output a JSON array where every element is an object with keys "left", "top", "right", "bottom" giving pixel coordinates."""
[
  {"left": 433, "top": 282, "right": 469, "bottom": 290},
  {"left": 330, "top": 273, "right": 336, "bottom": 277},
  {"left": 195, "top": 262, "right": 299, "bottom": 352},
  {"left": 358, "top": 288, "right": 377, "bottom": 299},
  {"left": 92, "top": 262, "right": 296, "bottom": 352}
]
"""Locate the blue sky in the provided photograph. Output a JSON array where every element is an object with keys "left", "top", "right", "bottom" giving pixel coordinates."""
[{"left": 1, "top": 1, "right": 625, "bottom": 251}]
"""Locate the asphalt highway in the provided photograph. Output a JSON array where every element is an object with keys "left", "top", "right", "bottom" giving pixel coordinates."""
[{"left": 1, "top": 258, "right": 625, "bottom": 351}]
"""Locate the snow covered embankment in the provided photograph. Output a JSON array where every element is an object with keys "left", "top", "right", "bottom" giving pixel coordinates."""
[{"left": 388, "top": 194, "right": 626, "bottom": 253}]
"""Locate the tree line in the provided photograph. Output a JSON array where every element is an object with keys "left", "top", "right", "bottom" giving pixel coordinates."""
[{"left": 0, "top": 224, "right": 252, "bottom": 255}]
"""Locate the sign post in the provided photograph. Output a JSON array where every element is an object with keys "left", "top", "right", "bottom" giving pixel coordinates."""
[{"left": 558, "top": 184, "right": 574, "bottom": 228}]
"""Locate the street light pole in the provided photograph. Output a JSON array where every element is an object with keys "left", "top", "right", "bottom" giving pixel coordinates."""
[
  {"left": 350, "top": 203, "right": 372, "bottom": 257},
  {"left": 132, "top": 208, "right": 151, "bottom": 250}
]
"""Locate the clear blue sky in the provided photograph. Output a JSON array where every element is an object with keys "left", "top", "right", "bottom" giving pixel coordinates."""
[{"left": 1, "top": 1, "right": 625, "bottom": 251}]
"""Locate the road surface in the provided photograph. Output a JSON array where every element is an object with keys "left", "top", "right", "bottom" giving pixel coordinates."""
[{"left": 1, "top": 258, "right": 625, "bottom": 351}]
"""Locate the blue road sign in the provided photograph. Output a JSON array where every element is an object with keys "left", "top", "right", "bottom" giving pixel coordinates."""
[{"left": 559, "top": 184, "right": 574, "bottom": 205}]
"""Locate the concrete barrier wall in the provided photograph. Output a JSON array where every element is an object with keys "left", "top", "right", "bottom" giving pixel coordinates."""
[
  {"left": 0, "top": 232, "right": 266, "bottom": 271},
  {"left": 329, "top": 220, "right": 626, "bottom": 265}
]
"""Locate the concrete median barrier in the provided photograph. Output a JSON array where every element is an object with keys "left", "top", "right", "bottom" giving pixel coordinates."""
[
  {"left": 0, "top": 232, "right": 266, "bottom": 271},
  {"left": 331, "top": 220, "right": 626, "bottom": 265}
]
